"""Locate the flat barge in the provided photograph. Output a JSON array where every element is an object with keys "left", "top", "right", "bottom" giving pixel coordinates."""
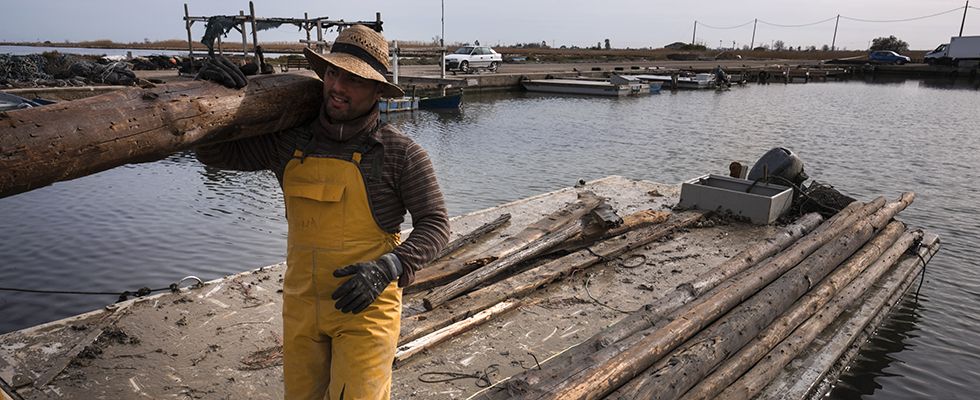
[{"left": 0, "top": 176, "right": 939, "bottom": 400}]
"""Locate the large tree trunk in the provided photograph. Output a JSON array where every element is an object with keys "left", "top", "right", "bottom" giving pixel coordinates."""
[
  {"left": 503, "top": 198, "right": 887, "bottom": 400},
  {"left": 0, "top": 71, "right": 323, "bottom": 199}
]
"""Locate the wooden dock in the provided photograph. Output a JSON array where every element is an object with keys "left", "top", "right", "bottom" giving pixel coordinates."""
[{"left": 0, "top": 176, "right": 939, "bottom": 399}]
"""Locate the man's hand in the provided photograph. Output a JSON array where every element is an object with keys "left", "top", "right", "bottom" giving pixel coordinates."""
[
  {"left": 331, "top": 253, "right": 402, "bottom": 314},
  {"left": 195, "top": 55, "right": 247, "bottom": 89}
]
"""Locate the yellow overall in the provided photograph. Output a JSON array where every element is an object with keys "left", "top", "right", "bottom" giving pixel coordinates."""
[{"left": 281, "top": 148, "right": 402, "bottom": 400}]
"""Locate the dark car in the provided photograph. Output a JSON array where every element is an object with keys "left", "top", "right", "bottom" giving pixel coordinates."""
[{"left": 868, "top": 50, "right": 911, "bottom": 65}]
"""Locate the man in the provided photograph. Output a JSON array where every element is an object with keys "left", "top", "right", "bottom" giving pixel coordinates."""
[{"left": 195, "top": 25, "right": 450, "bottom": 400}]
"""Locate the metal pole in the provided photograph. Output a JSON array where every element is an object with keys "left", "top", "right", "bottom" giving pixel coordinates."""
[
  {"left": 316, "top": 20, "right": 324, "bottom": 53},
  {"left": 240, "top": 11, "right": 248, "bottom": 57},
  {"left": 249, "top": 1, "right": 262, "bottom": 72},
  {"left": 441, "top": 0, "right": 446, "bottom": 79},
  {"left": 184, "top": 3, "right": 194, "bottom": 58},
  {"left": 832, "top": 14, "right": 840, "bottom": 51},
  {"left": 960, "top": 0, "right": 969, "bottom": 37},
  {"left": 751, "top": 19, "right": 757, "bottom": 49},
  {"left": 392, "top": 41, "right": 399, "bottom": 84},
  {"left": 692, "top": 21, "right": 697, "bottom": 45},
  {"left": 304, "top": 12, "right": 311, "bottom": 47}
]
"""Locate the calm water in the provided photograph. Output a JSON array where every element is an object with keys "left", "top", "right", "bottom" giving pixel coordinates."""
[{"left": 1, "top": 79, "right": 979, "bottom": 399}]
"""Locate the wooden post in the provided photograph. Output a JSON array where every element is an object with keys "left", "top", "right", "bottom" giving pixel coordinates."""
[
  {"left": 249, "top": 2, "right": 262, "bottom": 72},
  {"left": 217, "top": 35, "right": 223, "bottom": 55},
  {"left": 432, "top": 213, "right": 511, "bottom": 262},
  {"left": 184, "top": 3, "right": 194, "bottom": 59},
  {"left": 0, "top": 72, "right": 323, "bottom": 198},
  {"left": 316, "top": 20, "right": 324, "bottom": 53},
  {"left": 395, "top": 300, "right": 521, "bottom": 366},
  {"left": 304, "top": 12, "right": 311, "bottom": 48}
]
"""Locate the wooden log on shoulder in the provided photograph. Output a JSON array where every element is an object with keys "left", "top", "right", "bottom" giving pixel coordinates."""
[
  {"left": 612, "top": 195, "right": 914, "bottom": 400},
  {"left": 0, "top": 71, "right": 323, "bottom": 199},
  {"left": 399, "top": 211, "right": 706, "bottom": 345},
  {"left": 511, "top": 198, "right": 888, "bottom": 400},
  {"left": 497, "top": 212, "right": 823, "bottom": 394},
  {"left": 718, "top": 228, "right": 930, "bottom": 400},
  {"left": 679, "top": 221, "right": 906, "bottom": 400},
  {"left": 422, "top": 192, "right": 603, "bottom": 309},
  {"left": 410, "top": 192, "right": 601, "bottom": 295}
]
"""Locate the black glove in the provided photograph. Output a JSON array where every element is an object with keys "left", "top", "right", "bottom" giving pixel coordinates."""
[
  {"left": 331, "top": 253, "right": 403, "bottom": 314},
  {"left": 195, "top": 55, "right": 247, "bottom": 89}
]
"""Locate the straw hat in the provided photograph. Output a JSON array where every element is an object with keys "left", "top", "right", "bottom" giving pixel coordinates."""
[{"left": 303, "top": 24, "right": 405, "bottom": 98}]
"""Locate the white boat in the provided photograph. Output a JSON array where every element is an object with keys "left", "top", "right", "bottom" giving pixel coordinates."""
[
  {"left": 521, "top": 75, "right": 649, "bottom": 96},
  {"left": 633, "top": 73, "right": 716, "bottom": 89}
]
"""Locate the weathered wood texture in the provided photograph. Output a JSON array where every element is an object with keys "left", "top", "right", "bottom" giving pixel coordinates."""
[
  {"left": 422, "top": 192, "right": 603, "bottom": 309},
  {"left": 434, "top": 213, "right": 512, "bottom": 262},
  {"left": 612, "top": 196, "right": 913, "bottom": 400},
  {"left": 0, "top": 71, "right": 323, "bottom": 198},
  {"left": 398, "top": 211, "right": 706, "bottom": 346},
  {"left": 678, "top": 221, "right": 907, "bottom": 400},
  {"left": 410, "top": 192, "right": 601, "bottom": 295},
  {"left": 394, "top": 300, "right": 520, "bottom": 366},
  {"left": 497, "top": 212, "right": 824, "bottom": 394},
  {"left": 552, "top": 209, "right": 670, "bottom": 253},
  {"left": 719, "top": 228, "right": 926, "bottom": 400},
  {"left": 505, "top": 198, "right": 889, "bottom": 400}
]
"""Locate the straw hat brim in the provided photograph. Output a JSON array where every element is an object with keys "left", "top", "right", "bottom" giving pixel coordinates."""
[{"left": 303, "top": 47, "right": 405, "bottom": 98}]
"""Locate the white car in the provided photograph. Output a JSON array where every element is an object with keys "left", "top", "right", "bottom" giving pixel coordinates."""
[{"left": 444, "top": 46, "right": 502, "bottom": 73}]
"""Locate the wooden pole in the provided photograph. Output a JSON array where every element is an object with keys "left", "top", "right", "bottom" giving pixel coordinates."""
[
  {"left": 434, "top": 213, "right": 512, "bottom": 262},
  {"left": 719, "top": 229, "right": 930, "bottom": 400},
  {"left": 304, "top": 12, "right": 311, "bottom": 47},
  {"left": 399, "top": 211, "right": 706, "bottom": 345},
  {"left": 508, "top": 199, "right": 886, "bottom": 400},
  {"left": 395, "top": 300, "right": 520, "bottom": 366},
  {"left": 496, "top": 213, "right": 823, "bottom": 394},
  {"left": 0, "top": 72, "right": 323, "bottom": 198},
  {"left": 679, "top": 221, "right": 907, "bottom": 400},
  {"left": 831, "top": 15, "right": 840, "bottom": 51}
]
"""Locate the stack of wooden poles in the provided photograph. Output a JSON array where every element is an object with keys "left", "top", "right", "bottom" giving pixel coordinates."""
[{"left": 455, "top": 192, "right": 933, "bottom": 399}]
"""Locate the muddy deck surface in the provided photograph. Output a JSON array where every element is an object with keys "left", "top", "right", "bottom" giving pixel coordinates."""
[{"left": 0, "top": 176, "right": 931, "bottom": 399}]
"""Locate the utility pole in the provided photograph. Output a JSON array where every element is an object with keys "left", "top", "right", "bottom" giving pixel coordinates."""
[
  {"left": 750, "top": 19, "right": 757, "bottom": 49},
  {"left": 692, "top": 21, "right": 697, "bottom": 45},
  {"left": 441, "top": 0, "right": 446, "bottom": 79},
  {"left": 960, "top": 0, "right": 970, "bottom": 37},
  {"left": 831, "top": 14, "right": 840, "bottom": 51}
]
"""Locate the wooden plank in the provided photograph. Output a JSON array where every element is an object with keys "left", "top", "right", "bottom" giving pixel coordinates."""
[
  {"left": 394, "top": 300, "right": 520, "bottom": 366},
  {"left": 422, "top": 192, "right": 603, "bottom": 309},
  {"left": 32, "top": 303, "right": 133, "bottom": 389},
  {"left": 0, "top": 71, "right": 323, "bottom": 199}
]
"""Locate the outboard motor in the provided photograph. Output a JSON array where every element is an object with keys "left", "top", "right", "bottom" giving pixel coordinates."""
[{"left": 747, "top": 147, "right": 808, "bottom": 187}]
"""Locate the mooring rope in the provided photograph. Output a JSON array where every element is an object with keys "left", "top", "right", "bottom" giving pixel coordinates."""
[{"left": 0, "top": 276, "right": 204, "bottom": 302}]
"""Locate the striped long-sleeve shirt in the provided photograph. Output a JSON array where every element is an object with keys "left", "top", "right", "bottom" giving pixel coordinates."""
[{"left": 195, "top": 108, "right": 449, "bottom": 287}]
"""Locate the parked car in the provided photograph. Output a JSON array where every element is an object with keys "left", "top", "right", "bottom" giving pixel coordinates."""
[
  {"left": 868, "top": 50, "right": 911, "bottom": 65},
  {"left": 444, "top": 46, "right": 502, "bottom": 73}
]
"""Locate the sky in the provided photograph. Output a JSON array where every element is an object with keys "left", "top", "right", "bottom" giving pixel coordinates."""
[{"left": 0, "top": 1, "right": 976, "bottom": 51}]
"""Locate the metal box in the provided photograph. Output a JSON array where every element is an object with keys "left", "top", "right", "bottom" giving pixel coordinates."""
[{"left": 678, "top": 174, "right": 793, "bottom": 224}]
